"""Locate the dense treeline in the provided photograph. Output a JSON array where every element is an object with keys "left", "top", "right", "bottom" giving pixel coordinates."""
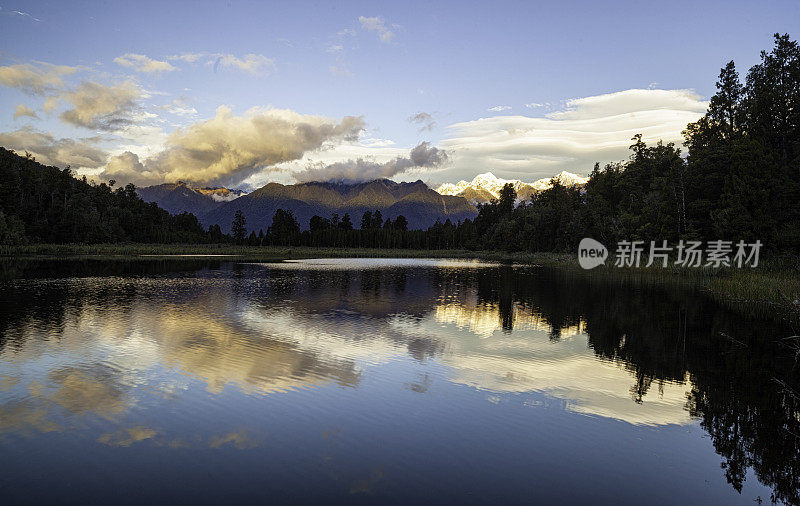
[
  {"left": 0, "top": 147, "right": 210, "bottom": 244},
  {"left": 1, "top": 35, "right": 796, "bottom": 252}
]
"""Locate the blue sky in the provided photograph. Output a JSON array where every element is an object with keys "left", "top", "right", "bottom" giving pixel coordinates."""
[{"left": 0, "top": 0, "right": 797, "bottom": 188}]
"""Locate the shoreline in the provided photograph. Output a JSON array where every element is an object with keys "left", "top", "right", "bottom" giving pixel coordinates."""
[{"left": 1, "top": 243, "right": 798, "bottom": 318}]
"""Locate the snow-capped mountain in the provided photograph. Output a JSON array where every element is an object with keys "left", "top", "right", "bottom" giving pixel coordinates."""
[{"left": 436, "top": 171, "right": 589, "bottom": 204}]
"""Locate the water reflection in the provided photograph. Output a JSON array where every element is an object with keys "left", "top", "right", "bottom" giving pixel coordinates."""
[{"left": 0, "top": 258, "right": 798, "bottom": 503}]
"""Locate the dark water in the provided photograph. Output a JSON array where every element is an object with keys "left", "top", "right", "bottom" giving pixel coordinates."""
[{"left": 0, "top": 257, "right": 798, "bottom": 504}]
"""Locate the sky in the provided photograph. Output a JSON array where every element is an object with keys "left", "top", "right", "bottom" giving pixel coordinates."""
[{"left": 0, "top": 0, "right": 797, "bottom": 190}]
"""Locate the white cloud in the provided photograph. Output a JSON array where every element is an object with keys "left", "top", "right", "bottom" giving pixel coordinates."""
[
  {"left": 168, "top": 53, "right": 205, "bottom": 63},
  {"left": 212, "top": 53, "right": 275, "bottom": 74},
  {"left": 114, "top": 53, "right": 177, "bottom": 73},
  {"left": 59, "top": 81, "right": 143, "bottom": 130},
  {"left": 488, "top": 105, "right": 511, "bottom": 112},
  {"left": 0, "top": 127, "right": 107, "bottom": 169},
  {"left": 524, "top": 102, "right": 543, "bottom": 108},
  {"left": 5, "top": 9, "right": 41, "bottom": 22},
  {"left": 358, "top": 16, "right": 395, "bottom": 43},
  {"left": 436, "top": 88, "right": 708, "bottom": 183},
  {"left": 547, "top": 89, "right": 706, "bottom": 121},
  {"left": 167, "top": 52, "right": 275, "bottom": 74},
  {"left": 0, "top": 63, "right": 77, "bottom": 95},
  {"left": 159, "top": 98, "right": 198, "bottom": 118},
  {"left": 13, "top": 104, "right": 38, "bottom": 119}
]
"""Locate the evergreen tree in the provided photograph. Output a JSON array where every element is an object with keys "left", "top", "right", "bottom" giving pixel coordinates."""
[
  {"left": 268, "top": 208, "right": 300, "bottom": 245},
  {"left": 232, "top": 210, "right": 247, "bottom": 243},
  {"left": 339, "top": 213, "right": 353, "bottom": 230}
]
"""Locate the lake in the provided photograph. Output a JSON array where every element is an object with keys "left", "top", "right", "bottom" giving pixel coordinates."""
[{"left": 0, "top": 257, "right": 798, "bottom": 504}]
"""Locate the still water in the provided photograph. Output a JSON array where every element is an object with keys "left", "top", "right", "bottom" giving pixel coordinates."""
[{"left": 0, "top": 258, "right": 798, "bottom": 504}]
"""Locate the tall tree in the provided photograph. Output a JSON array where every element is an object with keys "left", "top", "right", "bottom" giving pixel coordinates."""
[
  {"left": 268, "top": 208, "right": 300, "bottom": 245},
  {"left": 231, "top": 210, "right": 247, "bottom": 243},
  {"left": 360, "top": 211, "right": 373, "bottom": 230},
  {"left": 498, "top": 183, "right": 517, "bottom": 215},
  {"left": 709, "top": 61, "right": 744, "bottom": 141},
  {"left": 339, "top": 213, "right": 353, "bottom": 230}
]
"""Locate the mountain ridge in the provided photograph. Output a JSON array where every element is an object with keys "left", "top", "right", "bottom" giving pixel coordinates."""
[{"left": 147, "top": 178, "right": 479, "bottom": 232}]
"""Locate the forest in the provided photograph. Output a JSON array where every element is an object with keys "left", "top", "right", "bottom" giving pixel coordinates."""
[{"left": 0, "top": 34, "right": 797, "bottom": 254}]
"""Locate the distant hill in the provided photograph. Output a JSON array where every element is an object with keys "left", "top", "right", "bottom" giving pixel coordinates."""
[
  {"left": 199, "top": 179, "right": 478, "bottom": 232},
  {"left": 437, "top": 171, "right": 589, "bottom": 205}
]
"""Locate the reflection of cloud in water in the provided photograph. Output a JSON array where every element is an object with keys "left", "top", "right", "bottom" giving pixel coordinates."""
[
  {"left": 390, "top": 309, "right": 693, "bottom": 426},
  {"left": 98, "top": 426, "right": 157, "bottom": 447},
  {"left": 0, "top": 287, "right": 361, "bottom": 438},
  {"left": 241, "top": 298, "right": 692, "bottom": 426}
]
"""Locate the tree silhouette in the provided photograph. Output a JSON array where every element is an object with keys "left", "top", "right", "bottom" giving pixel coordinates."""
[
  {"left": 339, "top": 213, "right": 353, "bottom": 230},
  {"left": 231, "top": 210, "right": 247, "bottom": 243},
  {"left": 268, "top": 208, "right": 300, "bottom": 245}
]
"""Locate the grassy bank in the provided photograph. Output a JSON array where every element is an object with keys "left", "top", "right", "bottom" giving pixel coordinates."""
[
  {"left": 1, "top": 243, "right": 798, "bottom": 317},
  {"left": 0, "top": 243, "right": 569, "bottom": 262}
]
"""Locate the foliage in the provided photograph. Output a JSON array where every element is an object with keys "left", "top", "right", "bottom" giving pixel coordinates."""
[{"left": 0, "top": 148, "right": 210, "bottom": 245}]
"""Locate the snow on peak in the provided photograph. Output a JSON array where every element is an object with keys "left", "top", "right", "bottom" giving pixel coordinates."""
[
  {"left": 436, "top": 170, "right": 589, "bottom": 201},
  {"left": 437, "top": 171, "right": 524, "bottom": 199}
]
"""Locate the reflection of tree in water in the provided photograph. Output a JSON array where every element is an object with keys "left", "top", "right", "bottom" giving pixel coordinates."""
[
  {"left": 428, "top": 264, "right": 799, "bottom": 503},
  {"left": 510, "top": 268, "right": 800, "bottom": 505}
]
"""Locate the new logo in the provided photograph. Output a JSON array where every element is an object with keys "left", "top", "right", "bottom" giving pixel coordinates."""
[{"left": 578, "top": 238, "right": 608, "bottom": 269}]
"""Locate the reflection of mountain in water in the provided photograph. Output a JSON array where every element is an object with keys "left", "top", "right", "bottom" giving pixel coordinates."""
[{"left": 0, "top": 259, "right": 798, "bottom": 503}]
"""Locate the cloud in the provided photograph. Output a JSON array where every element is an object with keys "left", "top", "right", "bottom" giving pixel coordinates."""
[
  {"left": 3, "top": 9, "right": 41, "bottom": 22},
  {"left": 294, "top": 141, "right": 447, "bottom": 183},
  {"left": 546, "top": 89, "right": 706, "bottom": 120},
  {"left": 114, "top": 53, "right": 177, "bottom": 73},
  {"left": 358, "top": 16, "right": 395, "bottom": 43},
  {"left": 408, "top": 111, "right": 436, "bottom": 132},
  {"left": 0, "top": 63, "right": 77, "bottom": 95},
  {"left": 100, "top": 106, "right": 365, "bottom": 186},
  {"left": 59, "top": 81, "right": 142, "bottom": 130},
  {"left": 212, "top": 53, "right": 275, "bottom": 74},
  {"left": 488, "top": 105, "right": 511, "bottom": 112},
  {"left": 13, "top": 104, "right": 38, "bottom": 119},
  {"left": 329, "top": 64, "right": 353, "bottom": 77},
  {"left": 159, "top": 97, "right": 198, "bottom": 118},
  {"left": 42, "top": 96, "right": 59, "bottom": 113},
  {"left": 437, "top": 88, "right": 708, "bottom": 183},
  {"left": 524, "top": 102, "right": 543, "bottom": 108},
  {"left": 168, "top": 53, "right": 205, "bottom": 63},
  {"left": 0, "top": 127, "right": 108, "bottom": 169},
  {"left": 168, "top": 52, "right": 275, "bottom": 74},
  {"left": 102, "top": 151, "right": 163, "bottom": 185}
]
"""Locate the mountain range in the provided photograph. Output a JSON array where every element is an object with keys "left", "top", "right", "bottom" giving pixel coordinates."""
[
  {"left": 139, "top": 179, "right": 478, "bottom": 232},
  {"left": 436, "top": 171, "right": 589, "bottom": 204},
  {"left": 137, "top": 170, "right": 588, "bottom": 232}
]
